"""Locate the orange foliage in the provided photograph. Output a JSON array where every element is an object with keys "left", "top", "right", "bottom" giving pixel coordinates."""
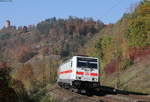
[
  {"left": 0, "top": 62, "right": 8, "bottom": 69},
  {"left": 129, "top": 45, "right": 150, "bottom": 61},
  {"left": 19, "top": 64, "right": 33, "bottom": 79},
  {"left": 104, "top": 57, "right": 121, "bottom": 74},
  {"left": 15, "top": 46, "right": 29, "bottom": 61}
]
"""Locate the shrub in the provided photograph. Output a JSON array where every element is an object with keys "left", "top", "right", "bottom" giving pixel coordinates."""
[{"left": 122, "top": 58, "right": 133, "bottom": 70}]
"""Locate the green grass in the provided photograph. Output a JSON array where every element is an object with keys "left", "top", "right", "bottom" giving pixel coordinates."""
[
  {"left": 40, "top": 95, "right": 63, "bottom": 102},
  {"left": 31, "top": 84, "right": 65, "bottom": 102},
  {"left": 101, "top": 55, "right": 150, "bottom": 94}
]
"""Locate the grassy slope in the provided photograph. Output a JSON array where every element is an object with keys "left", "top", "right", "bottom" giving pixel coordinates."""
[
  {"left": 83, "top": 30, "right": 150, "bottom": 94},
  {"left": 101, "top": 54, "right": 150, "bottom": 94},
  {"left": 83, "top": 27, "right": 150, "bottom": 94},
  {"left": 80, "top": 1, "right": 150, "bottom": 94}
]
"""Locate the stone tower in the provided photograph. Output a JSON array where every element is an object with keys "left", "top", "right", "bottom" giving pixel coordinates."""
[{"left": 4, "top": 20, "right": 11, "bottom": 28}]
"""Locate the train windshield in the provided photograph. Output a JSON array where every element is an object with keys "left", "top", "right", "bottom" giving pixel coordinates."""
[{"left": 77, "top": 57, "right": 98, "bottom": 69}]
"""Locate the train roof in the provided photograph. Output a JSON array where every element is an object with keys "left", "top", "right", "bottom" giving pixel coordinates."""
[
  {"left": 60, "top": 56, "right": 99, "bottom": 66},
  {"left": 73, "top": 56, "right": 98, "bottom": 59}
]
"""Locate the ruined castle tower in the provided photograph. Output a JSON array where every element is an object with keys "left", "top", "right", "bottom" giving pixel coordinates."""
[{"left": 4, "top": 20, "right": 11, "bottom": 28}]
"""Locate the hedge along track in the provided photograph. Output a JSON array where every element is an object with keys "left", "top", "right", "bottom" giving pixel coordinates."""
[{"left": 47, "top": 84, "right": 150, "bottom": 102}]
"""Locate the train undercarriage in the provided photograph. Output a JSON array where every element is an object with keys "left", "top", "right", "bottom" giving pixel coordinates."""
[{"left": 58, "top": 80, "right": 100, "bottom": 95}]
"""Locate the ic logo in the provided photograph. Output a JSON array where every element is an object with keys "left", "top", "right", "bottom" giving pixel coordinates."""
[{"left": 85, "top": 72, "right": 89, "bottom": 75}]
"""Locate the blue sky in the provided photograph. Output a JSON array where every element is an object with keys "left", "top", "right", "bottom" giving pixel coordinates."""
[{"left": 0, "top": 0, "right": 142, "bottom": 28}]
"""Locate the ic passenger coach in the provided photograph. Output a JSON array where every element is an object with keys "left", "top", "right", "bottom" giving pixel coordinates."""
[{"left": 57, "top": 56, "right": 100, "bottom": 93}]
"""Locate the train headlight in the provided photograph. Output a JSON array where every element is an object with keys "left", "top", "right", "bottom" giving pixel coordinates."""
[{"left": 92, "top": 78, "right": 97, "bottom": 81}]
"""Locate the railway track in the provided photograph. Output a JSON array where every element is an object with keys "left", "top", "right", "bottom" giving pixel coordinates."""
[
  {"left": 104, "top": 94, "right": 150, "bottom": 102},
  {"left": 91, "top": 95, "right": 126, "bottom": 102},
  {"left": 47, "top": 84, "right": 150, "bottom": 102},
  {"left": 128, "top": 94, "right": 150, "bottom": 101}
]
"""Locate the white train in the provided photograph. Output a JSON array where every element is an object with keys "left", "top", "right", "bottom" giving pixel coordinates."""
[{"left": 57, "top": 56, "right": 100, "bottom": 93}]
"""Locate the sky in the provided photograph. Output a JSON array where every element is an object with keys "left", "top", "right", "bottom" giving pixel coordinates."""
[{"left": 0, "top": 0, "right": 142, "bottom": 28}]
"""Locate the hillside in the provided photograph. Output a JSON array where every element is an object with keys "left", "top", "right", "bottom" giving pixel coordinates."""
[
  {"left": 0, "top": 17, "right": 104, "bottom": 101},
  {"left": 103, "top": 54, "right": 150, "bottom": 94},
  {"left": 80, "top": 0, "right": 150, "bottom": 94},
  {"left": 0, "top": 17, "right": 104, "bottom": 63}
]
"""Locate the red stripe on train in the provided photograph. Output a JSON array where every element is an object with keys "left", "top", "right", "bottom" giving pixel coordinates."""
[
  {"left": 76, "top": 72, "right": 84, "bottom": 75},
  {"left": 90, "top": 73, "right": 98, "bottom": 76},
  {"left": 59, "top": 70, "right": 72, "bottom": 74},
  {"left": 59, "top": 70, "right": 98, "bottom": 76}
]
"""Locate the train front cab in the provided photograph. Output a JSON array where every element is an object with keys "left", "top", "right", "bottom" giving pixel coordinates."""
[{"left": 72, "top": 56, "right": 100, "bottom": 92}]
